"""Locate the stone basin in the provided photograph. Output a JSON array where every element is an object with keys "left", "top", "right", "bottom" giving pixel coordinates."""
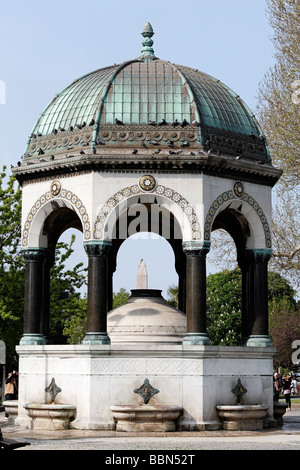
[
  {"left": 273, "top": 401, "right": 288, "bottom": 425},
  {"left": 110, "top": 405, "right": 182, "bottom": 432},
  {"left": 3, "top": 400, "right": 19, "bottom": 425},
  {"left": 23, "top": 403, "right": 76, "bottom": 430},
  {"left": 216, "top": 404, "right": 269, "bottom": 430}
]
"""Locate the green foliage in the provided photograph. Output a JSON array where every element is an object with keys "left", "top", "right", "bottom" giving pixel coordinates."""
[
  {"left": 112, "top": 288, "right": 130, "bottom": 308},
  {"left": 268, "top": 271, "right": 296, "bottom": 305},
  {"left": 167, "top": 268, "right": 298, "bottom": 360},
  {"left": 0, "top": 166, "right": 89, "bottom": 353},
  {"left": 0, "top": 167, "right": 24, "bottom": 366},
  {"left": 0, "top": 168, "right": 22, "bottom": 266},
  {"left": 268, "top": 273, "right": 300, "bottom": 369},
  {"left": 62, "top": 298, "right": 88, "bottom": 345},
  {"left": 167, "top": 284, "right": 179, "bottom": 307},
  {"left": 206, "top": 268, "right": 242, "bottom": 346},
  {"left": 50, "top": 235, "right": 87, "bottom": 343}
]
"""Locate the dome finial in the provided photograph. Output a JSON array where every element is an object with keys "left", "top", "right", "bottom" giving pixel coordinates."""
[{"left": 141, "top": 22, "right": 155, "bottom": 60}]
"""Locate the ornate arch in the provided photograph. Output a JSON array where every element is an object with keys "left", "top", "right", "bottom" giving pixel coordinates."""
[
  {"left": 203, "top": 182, "right": 271, "bottom": 248},
  {"left": 94, "top": 175, "right": 201, "bottom": 240},
  {"left": 22, "top": 180, "right": 91, "bottom": 247}
]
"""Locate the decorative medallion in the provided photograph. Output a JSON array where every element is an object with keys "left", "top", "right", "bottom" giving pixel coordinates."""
[
  {"left": 50, "top": 180, "right": 61, "bottom": 196},
  {"left": 233, "top": 181, "right": 244, "bottom": 198},
  {"left": 139, "top": 174, "right": 156, "bottom": 192},
  {"left": 134, "top": 378, "right": 159, "bottom": 404}
]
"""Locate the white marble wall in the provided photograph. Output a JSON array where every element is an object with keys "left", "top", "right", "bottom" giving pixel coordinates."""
[
  {"left": 16, "top": 344, "right": 275, "bottom": 431},
  {"left": 21, "top": 171, "right": 272, "bottom": 249}
]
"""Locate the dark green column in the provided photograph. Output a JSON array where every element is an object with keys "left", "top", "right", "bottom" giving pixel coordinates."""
[
  {"left": 182, "top": 241, "right": 210, "bottom": 345},
  {"left": 83, "top": 241, "right": 112, "bottom": 345},
  {"left": 20, "top": 249, "right": 47, "bottom": 345},
  {"left": 245, "top": 248, "right": 273, "bottom": 347}
]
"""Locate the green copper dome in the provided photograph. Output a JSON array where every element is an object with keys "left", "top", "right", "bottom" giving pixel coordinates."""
[
  {"left": 33, "top": 60, "right": 260, "bottom": 137},
  {"left": 23, "top": 23, "right": 271, "bottom": 164}
]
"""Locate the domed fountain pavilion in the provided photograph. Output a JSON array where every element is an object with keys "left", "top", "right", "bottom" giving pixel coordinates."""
[{"left": 12, "top": 23, "right": 281, "bottom": 431}]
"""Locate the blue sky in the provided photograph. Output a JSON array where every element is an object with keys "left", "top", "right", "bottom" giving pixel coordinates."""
[{"left": 0, "top": 0, "right": 275, "bottom": 298}]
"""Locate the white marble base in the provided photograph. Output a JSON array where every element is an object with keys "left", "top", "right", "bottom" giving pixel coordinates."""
[{"left": 15, "top": 344, "right": 275, "bottom": 431}]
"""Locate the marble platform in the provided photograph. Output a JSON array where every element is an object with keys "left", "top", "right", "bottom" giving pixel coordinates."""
[{"left": 15, "top": 344, "right": 275, "bottom": 431}]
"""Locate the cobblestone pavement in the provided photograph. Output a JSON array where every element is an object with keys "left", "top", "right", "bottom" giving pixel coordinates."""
[{"left": 1, "top": 405, "right": 300, "bottom": 451}]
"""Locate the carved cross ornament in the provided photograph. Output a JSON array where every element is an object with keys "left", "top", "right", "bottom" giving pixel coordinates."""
[
  {"left": 231, "top": 378, "right": 247, "bottom": 404},
  {"left": 45, "top": 377, "right": 62, "bottom": 403},
  {"left": 134, "top": 378, "right": 159, "bottom": 404}
]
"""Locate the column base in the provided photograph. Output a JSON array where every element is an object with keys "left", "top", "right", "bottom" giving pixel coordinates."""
[
  {"left": 82, "top": 332, "right": 111, "bottom": 345},
  {"left": 182, "top": 333, "right": 210, "bottom": 345},
  {"left": 245, "top": 335, "right": 273, "bottom": 347},
  {"left": 19, "top": 334, "right": 46, "bottom": 345}
]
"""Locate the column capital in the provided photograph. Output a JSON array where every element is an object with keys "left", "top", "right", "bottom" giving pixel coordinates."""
[
  {"left": 84, "top": 240, "right": 112, "bottom": 257},
  {"left": 182, "top": 241, "right": 210, "bottom": 257},
  {"left": 245, "top": 248, "right": 272, "bottom": 264},
  {"left": 21, "top": 248, "right": 47, "bottom": 262}
]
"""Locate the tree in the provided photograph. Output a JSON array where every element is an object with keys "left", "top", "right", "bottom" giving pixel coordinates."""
[
  {"left": 257, "top": 0, "right": 299, "bottom": 187},
  {"left": 207, "top": 1, "right": 300, "bottom": 291},
  {"left": 167, "top": 268, "right": 298, "bottom": 355},
  {"left": 50, "top": 235, "right": 87, "bottom": 343},
  {"left": 167, "top": 284, "right": 179, "bottom": 308},
  {"left": 0, "top": 167, "right": 24, "bottom": 367},
  {"left": 62, "top": 297, "right": 87, "bottom": 345},
  {"left": 206, "top": 268, "right": 242, "bottom": 346},
  {"left": 112, "top": 288, "right": 130, "bottom": 308},
  {"left": 0, "top": 166, "right": 88, "bottom": 360},
  {"left": 268, "top": 271, "right": 300, "bottom": 370},
  {"left": 256, "top": 0, "right": 300, "bottom": 287}
]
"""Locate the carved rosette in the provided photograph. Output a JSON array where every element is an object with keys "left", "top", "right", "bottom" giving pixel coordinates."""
[
  {"left": 233, "top": 181, "right": 244, "bottom": 198},
  {"left": 139, "top": 175, "right": 156, "bottom": 192}
]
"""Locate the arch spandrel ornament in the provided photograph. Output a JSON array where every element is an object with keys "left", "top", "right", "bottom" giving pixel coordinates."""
[
  {"left": 204, "top": 182, "right": 272, "bottom": 249},
  {"left": 93, "top": 175, "right": 201, "bottom": 241},
  {"left": 21, "top": 180, "right": 91, "bottom": 247}
]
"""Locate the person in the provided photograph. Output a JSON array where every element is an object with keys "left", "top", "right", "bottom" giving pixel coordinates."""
[
  {"left": 282, "top": 375, "right": 292, "bottom": 411},
  {"left": 273, "top": 373, "right": 281, "bottom": 401},
  {"left": 4, "top": 371, "right": 18, "bottom": 419},
  {"left": 291, "top": 376, "right": 298, "bottom": 395}
]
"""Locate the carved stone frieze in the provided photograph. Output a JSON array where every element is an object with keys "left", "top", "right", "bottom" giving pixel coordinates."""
[
  {"left": 28, "top": 126, "right": 93, "bottom": 155},
  {"left": 26, "top": 124, "right": 201, "bottom": 157},
  {"left": 201, "top": 125, "right": 269, "bottom": 159}
]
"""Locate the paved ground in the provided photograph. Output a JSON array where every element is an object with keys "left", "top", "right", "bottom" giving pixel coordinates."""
[{"left": 1, "top": 403, "right": 300, "bottom": 452}]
